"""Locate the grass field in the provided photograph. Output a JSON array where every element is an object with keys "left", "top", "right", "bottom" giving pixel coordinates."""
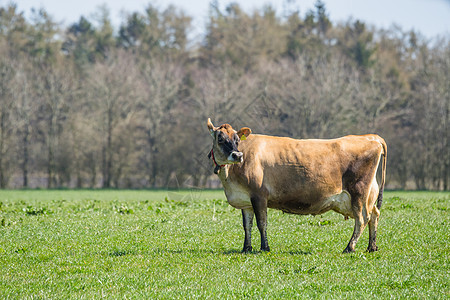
[{"left": 0, "top": 189, "right": 448, "bottom": 299}]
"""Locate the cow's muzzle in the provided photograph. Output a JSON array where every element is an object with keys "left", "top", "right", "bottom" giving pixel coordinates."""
[{"left": 229, "top": 151, "right": 243, "bottom": 163}]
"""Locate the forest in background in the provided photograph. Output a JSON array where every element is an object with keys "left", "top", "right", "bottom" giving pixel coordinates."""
[{"left": 0, "top": 1, "right": 448, "bottom": 190}]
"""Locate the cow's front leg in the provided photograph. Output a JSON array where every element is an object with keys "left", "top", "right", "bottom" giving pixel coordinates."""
[
  {"left": 242, "top": 208, "right": 254, "bottom": 253},
  {"left": 251, "top": 195, "right": 270, "bottom": 252}
]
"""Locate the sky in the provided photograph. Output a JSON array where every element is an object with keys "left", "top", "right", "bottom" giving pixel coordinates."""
[{"left": 10, "top": 0, "right": 450, "bottom": 40}]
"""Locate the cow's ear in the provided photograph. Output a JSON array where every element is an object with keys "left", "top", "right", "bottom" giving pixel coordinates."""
[
  {"left": 207, "top": 118, "right": 216, "bottom": 137},
  {"left": 237, "top": 127, "right": 252, "bottom": 140}
]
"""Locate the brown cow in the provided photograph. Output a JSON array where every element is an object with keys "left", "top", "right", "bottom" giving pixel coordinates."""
[{"left": 207, "top": 118, "right": 387, "bottom": 253}]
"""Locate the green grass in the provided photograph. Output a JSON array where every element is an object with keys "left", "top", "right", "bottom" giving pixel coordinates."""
[{"left": 0, "top": 190, "right": 448, "bottom": 299}]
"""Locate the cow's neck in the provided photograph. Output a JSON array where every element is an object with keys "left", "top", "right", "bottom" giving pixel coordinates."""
[{"left": 217, "top": 165, "right": 230, "bottom": 185}]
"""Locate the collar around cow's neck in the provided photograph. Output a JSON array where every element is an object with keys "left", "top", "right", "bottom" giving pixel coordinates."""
[{"left": 209, "top": 148, "right": 225, "bottom": 174}]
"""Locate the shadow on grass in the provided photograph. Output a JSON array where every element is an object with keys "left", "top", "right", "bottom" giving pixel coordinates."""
[
  {"left": 222, "top": 249, "right": 313, "bottom": 255},
  {"left": 108, "top": 248, "right": 135, "bottom": 257},
  {"left": 152, "top": 248, "right": 216, "bottom": 255},
  {"left": 154, "top": 248, "right": 264, "bottom": 255},
  {"left": 285, "top": 250, "right": 313, "bottom": 255},
  {"left": 105, "top": 247, "right": 313, "bottom": 256},
  {"left": 222, "top": 249, "right": 253, "bottom": 255}
]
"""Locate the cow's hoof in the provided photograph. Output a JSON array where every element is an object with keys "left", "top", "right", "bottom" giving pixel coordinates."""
[
  {"left": 342, "top": 247, "right": 355, "bottom": 254},
  {"left": 242, "top": 246, "right": 252, "bottom": 253},
  {"left": 261, "top": 246, "right": 270, "bottom": 252},
  {"left": 367, "top": 246, "right": 378, "bottom": 253}
]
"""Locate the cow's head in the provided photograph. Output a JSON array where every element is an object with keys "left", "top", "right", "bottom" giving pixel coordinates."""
[{"left": 207, "top": 118, "right": 251, "bottom": 174}]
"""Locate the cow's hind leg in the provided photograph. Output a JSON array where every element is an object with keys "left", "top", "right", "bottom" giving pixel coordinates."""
[
  {"left": 242, "top": 208, "right": 254, "bottom": 253},
  {"left": 250, "top": 195, "right": 270, "bottom": 252},
  {"left": 367, "top": 205, "right": 380, "bottom": 252},
  {"left": 344, "top": 213, "right": 369, "bottom": 253},
  {"left": 366, "top": 179, "right": 381, "bottom": 252},
  {"left": 343, "top": 182, "right": 371, "bottom": 253}
]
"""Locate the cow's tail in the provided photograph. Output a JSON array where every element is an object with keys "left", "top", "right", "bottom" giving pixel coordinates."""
[{"left": 376, "top": 137, "right": 387, "bottom": 210}]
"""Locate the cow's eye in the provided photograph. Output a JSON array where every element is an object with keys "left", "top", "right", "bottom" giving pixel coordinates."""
[{"left": 217, "top": 135, "right": 224, "bottom": 144}]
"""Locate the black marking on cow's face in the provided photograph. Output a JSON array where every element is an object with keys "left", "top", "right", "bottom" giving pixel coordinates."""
[
  {"left": 208, "top": 122, "right": 244, "bottom": 168},
  {"left": 211, "top": 129, "right": 243, "bottom": 166},
  {"left": 217, "top": 132, "right": 239, "bottom": 157}
]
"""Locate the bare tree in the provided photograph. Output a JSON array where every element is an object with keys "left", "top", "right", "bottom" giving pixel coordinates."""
[
  {"left": 0, "top": 43, "right": 16, "bottom": 188},
  {"left": 409, "top": 41, "right": 450, "bottom": 189},
  {"left": 87, "top": 50, "right": 138, "bottom": 188},
  {"left": 14, "top": 60, "right": 39, "bottom": 187},
  {"left": 258, "top": 53, "right": 351, "bottom": 139},
  {"left": 33, "top": 60, "right": 76, "bottom": 188},
  {"left": 134, "top": 59, "right": 184, "bottom": 187}
]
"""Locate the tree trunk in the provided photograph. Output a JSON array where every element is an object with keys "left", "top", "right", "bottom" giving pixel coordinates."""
[
  {"left": 103, "top": 108, "right": 113, "bottom": 188},
  {"left": 47, "top": 114, "right": 56, "bottom": 189},
  {"left": 22, "top": 124, "right": 29, "bottom": 188},
  {"left": 0, "top": 111, "right": 4, "bottom": 189}
]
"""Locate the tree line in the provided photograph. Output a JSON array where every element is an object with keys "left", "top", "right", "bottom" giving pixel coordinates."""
[{"left": 0, "top": 1, "right": 448, "bottom": 190}]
